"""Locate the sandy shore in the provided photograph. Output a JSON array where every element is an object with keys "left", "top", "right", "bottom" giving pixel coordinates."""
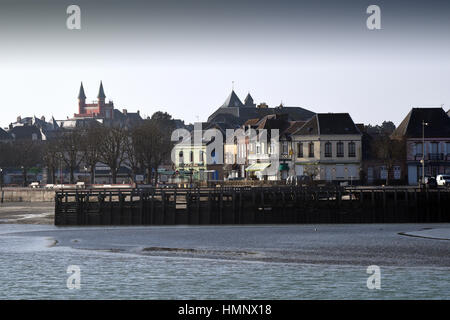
[{"left": 0, "top": 202, "right": 54, "bottom": 224}]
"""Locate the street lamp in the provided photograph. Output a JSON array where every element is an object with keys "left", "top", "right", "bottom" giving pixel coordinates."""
[
  {"left": 0, "top": 168, "right": 3, "bottom": 204},
  {"left": 422, "top": 120, "right": 429, "bottom": 186}
]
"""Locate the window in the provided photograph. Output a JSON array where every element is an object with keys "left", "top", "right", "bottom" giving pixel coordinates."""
[
  {"left": 337, "top": 142, "right": 344, "bottom": 157},
  {"left": 190, "top": 151, "right": 194, "bottom": 163},
  {"left": 282, "top": 141, "right": 288, "bottom": 155},
  {"left": 446, "top": 142, "right": 450, "bottom": 155},
  {"left": 297, "top": 143, "right": 303, "bottom": 158},
  {"left": 308, "top": 142, "right": 314, "bottom": 158},
  {"left": 348, "top": 142, "right": 356, "bottom": 157},
  {"left": 325, "top": 142, "right": 332, "bottom": 157},
  {"left": 199, "top": 151, "right": 204, "bottom": 163},
  {"left": 415, "top": 142, "right": 423, "bottom": 156},
  {"left": 179, "top": 151, "right": 184, "bottom": 164}
]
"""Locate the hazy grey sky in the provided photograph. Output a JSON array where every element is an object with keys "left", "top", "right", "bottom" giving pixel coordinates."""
[{"left": 1, "top": 0, "right": 449, "bottom": 128}]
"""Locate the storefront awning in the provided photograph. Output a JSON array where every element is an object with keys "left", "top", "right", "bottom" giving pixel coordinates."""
[{"left": 245, "top": 163, "right": 270, "bottom": 172}]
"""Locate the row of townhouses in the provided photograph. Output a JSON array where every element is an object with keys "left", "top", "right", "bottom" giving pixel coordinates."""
[{"left": 173, "top": 90, "right": 450, "bottom": 185}]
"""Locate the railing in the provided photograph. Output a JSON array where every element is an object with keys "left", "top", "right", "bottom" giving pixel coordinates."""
[{"left": 428, "top": 153, "right": 444, "bottom": 161}]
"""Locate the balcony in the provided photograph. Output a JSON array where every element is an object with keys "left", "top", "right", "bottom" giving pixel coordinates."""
[{"left": 428, "top": 153, "right": 444, "bottom": 161}]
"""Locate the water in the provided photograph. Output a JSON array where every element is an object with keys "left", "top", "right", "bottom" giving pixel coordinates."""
[{"left": 0, "top": 224, "right": 449, "bottom": 299}]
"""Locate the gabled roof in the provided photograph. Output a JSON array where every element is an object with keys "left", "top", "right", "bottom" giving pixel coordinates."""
[
  {"left": 243, "top": 118, "right": 260, "bottom": 126},
  {"left": 284, "top": 121, "right": 307, "bottom": 135},
  {"left": 391, "top": 107, "right": 450, "bottom": 139},
  {"left": 8, "top": 125, "right": 42, "bottom": 140},
  {"left": 0, "top": 128, "right": 12, "bottom": 140},
  {"left": 221, "top": 90, "right": 243, "bottom": 108},
  {"left": 294, "top": 113, "right": 360, "bottom": 136}
]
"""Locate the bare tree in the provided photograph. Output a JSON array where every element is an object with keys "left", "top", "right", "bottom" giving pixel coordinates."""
[
  {"left": 372, "top": 135, "right": 406, "bottom": 185},
  {"left": 42, "top": 141, "right": 59, "bottom": 184},
  {"left": 57, "top": 128, "right": 85, "bottom": 184},
  {"left": 81, "top": 126, "right": 103, "bottom": 184},
  {"left": 97, "top": 126, "right": 127, "bottom": 184},
  {"left": 132, "top": 118, "right": 174, "bottom": 185},
  {"left": 10, "top": 140, "right": 43, "bottom": 186}
]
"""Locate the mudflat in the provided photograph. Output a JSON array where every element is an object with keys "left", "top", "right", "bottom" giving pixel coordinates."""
[{"left": 0, "top": 202, "right": 54, "bottom": 224}]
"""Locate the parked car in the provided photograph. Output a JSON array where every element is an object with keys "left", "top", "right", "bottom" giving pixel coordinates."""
[
  {"left": 419, "top": 176, "right": 437, "bottom": 189},
  {"left": 436, "top": 174, "right": 450, "bottom": 187},
  {"left": 287, "top": 175, "right": 312, "bottom": 185}
]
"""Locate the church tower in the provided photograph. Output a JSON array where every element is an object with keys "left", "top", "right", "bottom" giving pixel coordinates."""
[{"left": 78, "top": 82, "right": 86, "bottom": 114}]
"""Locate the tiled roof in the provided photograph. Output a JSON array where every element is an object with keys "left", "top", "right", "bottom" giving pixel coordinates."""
[
  {"left": 294, "top": 113, "right": 360, "bottom": 135},
  {"left": 221, "top": 90, "right": 244, "bottom": 108},
  {"left": 0, "top": 128, "right": 12, "bottom": 140},
  {"left": 391, "top": 107, "right": 450, "bottom": 139}
]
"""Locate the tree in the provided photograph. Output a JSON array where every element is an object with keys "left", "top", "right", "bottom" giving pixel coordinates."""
[
  {"left": 57, "top": 128, "right": 85, "bottom": 184},
  {"left": 97, "top": 126, "right": 127, "bottom": 184},
  {"left": 11, "top": 140, "right": 43, "bottom": 186},
  {"left": 42, "top": 141, "right": 59, "bottom": 184},
  {"left": 372, "top": 135, "right": 406, "bottom": 185},
  {"left": 81, "top": 125, "right": 103, "bottom": 184},
  {"left": 151, "top": 111, "right": 172, "bottom": 121},
  {"left": 132, "top": 118, "right": 174, "bottom": 185}
]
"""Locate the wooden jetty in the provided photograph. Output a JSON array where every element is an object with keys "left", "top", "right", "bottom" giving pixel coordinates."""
[{"left": 54, "top": 186, "right": 450, "bottom": 225}]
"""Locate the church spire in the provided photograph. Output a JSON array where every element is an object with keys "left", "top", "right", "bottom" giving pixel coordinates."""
[
  {"left": 78, "top": 82, "right": 86, "bottom": 100},
  {"left": 97, "top": 81, "right": 106, "bottom": 99}
]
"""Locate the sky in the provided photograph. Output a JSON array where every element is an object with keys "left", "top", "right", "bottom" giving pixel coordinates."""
[{"left": 0, "top": 0, "right": 449, "bottom": 128}]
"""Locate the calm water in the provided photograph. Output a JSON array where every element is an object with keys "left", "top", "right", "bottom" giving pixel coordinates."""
[{"left": 0, "top": 224, "right": 449, "bottom": 299}]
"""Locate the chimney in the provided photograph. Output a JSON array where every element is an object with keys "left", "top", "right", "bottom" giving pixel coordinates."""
[
  {"left": 123, "top": 109, "right": 128, "bottom": 115},
  {"left": 17, "top": 116, "right": 22, "bottom": 123},
  {"left": 41, "top": 116, "right": 46, "bottom": 122}
]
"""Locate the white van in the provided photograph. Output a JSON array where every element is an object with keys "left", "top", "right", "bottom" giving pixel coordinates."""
[{"left": 436, "top": 174, "right": 450, "bottom": 187}]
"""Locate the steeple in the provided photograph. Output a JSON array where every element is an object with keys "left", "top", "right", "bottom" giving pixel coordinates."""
[
  {"left": 244, "top": 93, "right": 255, "bottom": 107},
  {"left": 221, "top": 90, "right": 243, "bottom": 108},
  {"left": 97, "top": 81, "right": 106, "bottom": 99},
  {"left": 78, "top": 82, "right": 86, "bottom": 115},
  {"left": 78, "top": 82, "right": 86, "bottom": 100}
]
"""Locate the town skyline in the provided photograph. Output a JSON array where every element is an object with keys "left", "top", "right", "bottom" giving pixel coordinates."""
[
  {"left": 0, "top": 78, "right": 447, "bottom": 130},
  {"left": 1, "top": 0, "right": 450, "bottom": 129}
]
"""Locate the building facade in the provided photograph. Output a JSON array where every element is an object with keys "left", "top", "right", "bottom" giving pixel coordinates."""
[
  {"left": 292, "top": 113, "right": 362, "bottom": 183},
  {"left": 391, "top": 107, "right": 450, "bottom": 185}
]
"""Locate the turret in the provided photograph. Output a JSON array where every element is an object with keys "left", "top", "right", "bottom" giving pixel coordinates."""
[
  {"left": 97, "top": 81, "right": 106, "bottom": 107},
  {"left": 78, "top": 82, "right": 86, "bottom": 114}
]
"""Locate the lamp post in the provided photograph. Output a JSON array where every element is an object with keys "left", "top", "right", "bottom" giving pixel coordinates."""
[
  {"left": 421, "top": 120, "right": 428, "bottom": 186},
  {"left": 0, "top": 168, "right": 3, "bottom": 204}
]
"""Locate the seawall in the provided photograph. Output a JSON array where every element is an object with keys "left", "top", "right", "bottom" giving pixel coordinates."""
[{"left": 1, "top": 188, "right": 55, "bottom": 202}]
